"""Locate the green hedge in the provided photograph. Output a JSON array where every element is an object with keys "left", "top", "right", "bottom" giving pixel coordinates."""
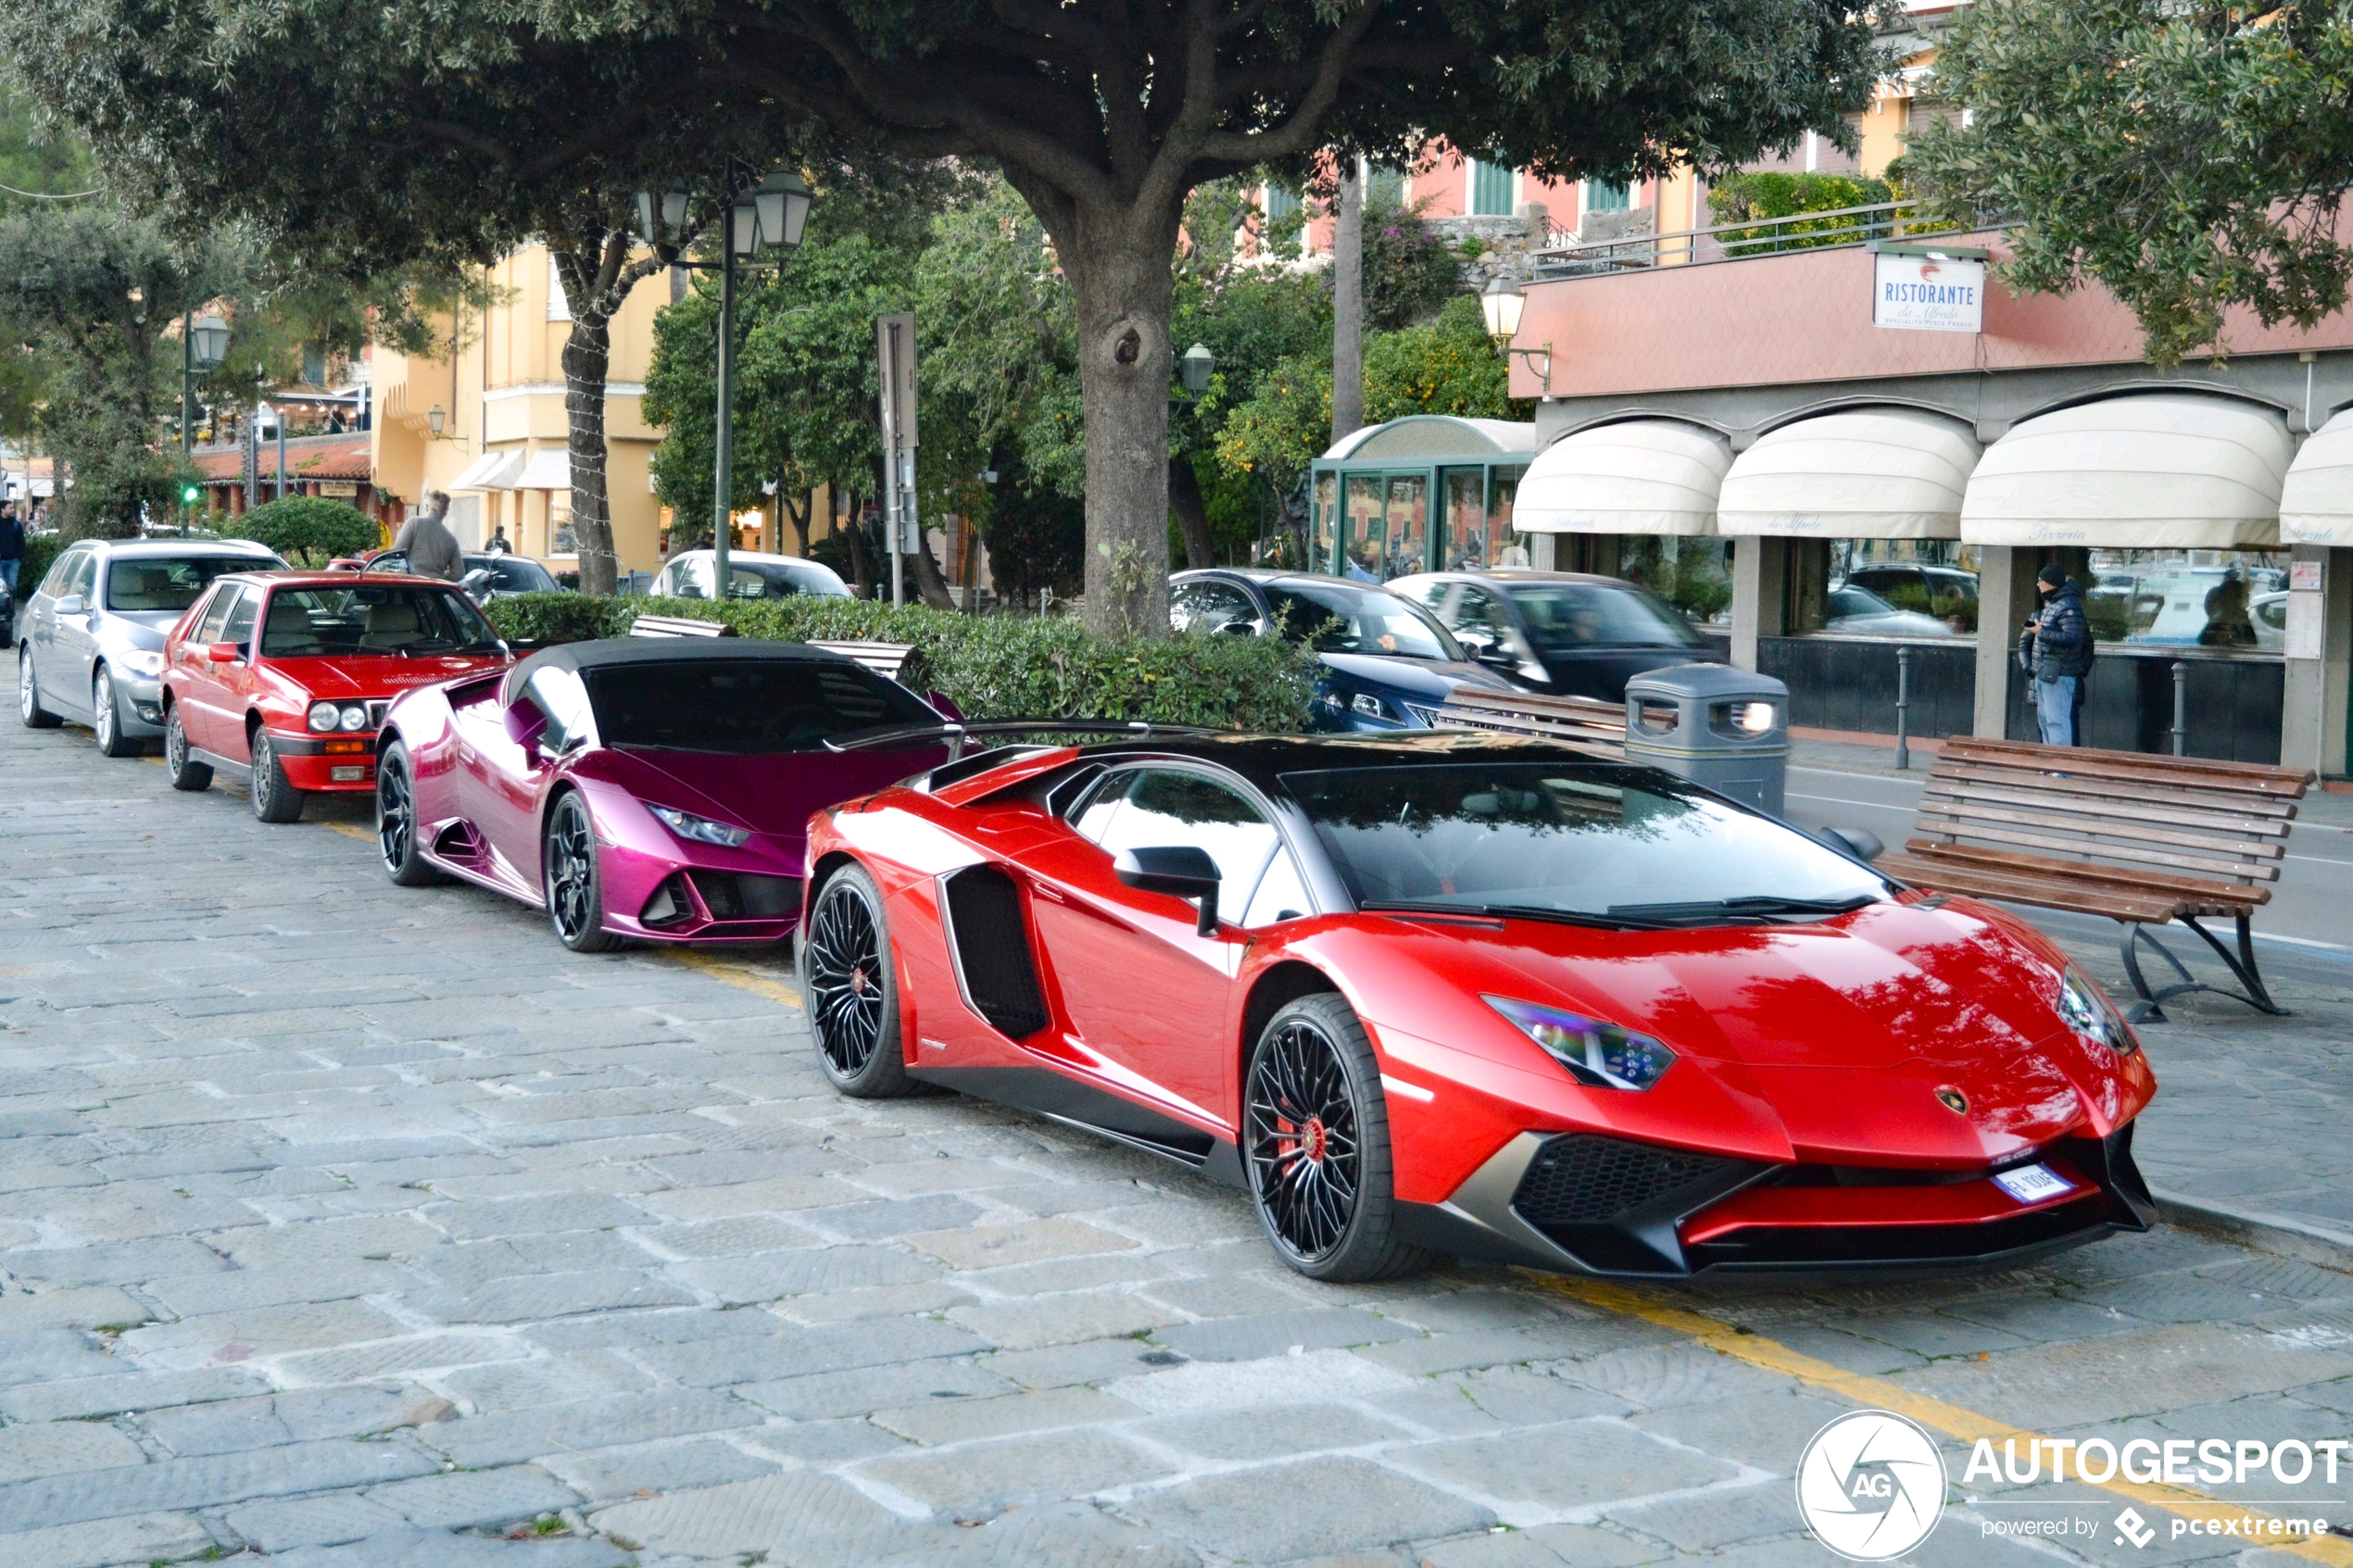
[
  {"left": 16, "top": 535, "right": 64, "bottom": 599},
  {"left": 229, "top": 496, "right": 380, "bottom": 566},
  {"left": 481, "top": 593, "right": 1320, "bottom": 731}
]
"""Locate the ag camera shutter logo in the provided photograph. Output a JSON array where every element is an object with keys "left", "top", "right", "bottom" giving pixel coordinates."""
[{"left": 1795, "top": 1410, "right": 1947, "bottom": 1561}]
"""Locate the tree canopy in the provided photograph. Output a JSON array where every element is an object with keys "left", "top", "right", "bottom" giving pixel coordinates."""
[
  {"left": 1906, "top": 0, "right": 2353, "bottom": 365},
  {"left": 7, "top": 0, "right": 1886, "bottom": 627}
]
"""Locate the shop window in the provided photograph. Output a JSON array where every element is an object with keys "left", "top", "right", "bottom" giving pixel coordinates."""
[
  {"left": 1620, "top": 536, "right": 1734, "bottom": 627},
  {"left": 551, "top": 509, "right": 578, "bottom": 556},
  {"left": 1468, "top": 159, "right": 1516, "bottom": 217},
  {"left": 1789, "top": 540, "right": 1976, "bottom": 639},
  {"left": 1381, "top": 476, "right": 1428, "bottom": 580},
  {"left": 2086, "top": 549, "right": 2289, "bottom": 650},
  {"left": 1343, "top": 475, "right": 1384, "bottom": 578},
  {"left": 1311, "top": 474, "right": 1337, "bottom": 571}
]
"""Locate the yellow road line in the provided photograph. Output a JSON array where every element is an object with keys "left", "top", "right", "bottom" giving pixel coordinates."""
[
  {"left": 665, "top": 948, "right": 801, "bottom": 1010},
  {"left": 1533, "top": 1274, "right": 2353, "bottom": 1564},
  {"left": 319, "top": 821, "right": 371, "bottom": 841}
]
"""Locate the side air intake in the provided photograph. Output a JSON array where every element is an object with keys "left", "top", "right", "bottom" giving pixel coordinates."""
[{"left": 941, "top": 865, "right": 1050, "bottom": 1040}]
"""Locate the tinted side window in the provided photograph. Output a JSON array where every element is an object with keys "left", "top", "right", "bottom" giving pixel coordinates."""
[
  {"left": 40, "top": 549, "right": 87, "bottom": 596},
  {"left": 220, "top": 588, "right": 260, "bottom": 649},
  {"left": 190, "top": 584, "right": 238, "bottom": 645},
  {"left": 1170, "top": 581, "right": 1256, "bottom": 633},
  {"left": 1092, "top": 768, "right": 1280, "bottom": 923}
]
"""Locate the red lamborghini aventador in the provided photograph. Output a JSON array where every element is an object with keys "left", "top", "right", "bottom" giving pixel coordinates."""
[{"left": 798, "top": 731, "right": 2158, "bottom": 1282}]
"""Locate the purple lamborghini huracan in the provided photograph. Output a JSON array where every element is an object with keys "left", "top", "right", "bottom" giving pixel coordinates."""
[{"left": 372, "top": 638, "right": 951, "bottom": 951}]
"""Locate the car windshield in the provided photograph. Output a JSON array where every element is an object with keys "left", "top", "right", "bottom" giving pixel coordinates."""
[
  {"left": 472, "top": 556, "right": 559, "bottom": 593},
  {"left": 259, "top": 584, "right": 502, "bottom": 658},
  {"left": 107, "top": 555, "right": 270, "bottom": 612},
  {"left": 1283, "top": 763, "right": 1885, "bottom": 922},
  {"left": 584, "top": 659, "right": 937, "bottom": 754},
  {"left": 723, "top": 561, "right": 849, "bottom": 599},
  {"left": 1506, "top": 583, "right": 1704, "bottom": 650},
  {"left": 1264, "top": 581, "right": 1460, "bottom": 660}
]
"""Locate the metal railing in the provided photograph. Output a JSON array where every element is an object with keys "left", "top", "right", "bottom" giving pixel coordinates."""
[{"left": 1533, "top": 200, "right": 1970, "bottom": 279}]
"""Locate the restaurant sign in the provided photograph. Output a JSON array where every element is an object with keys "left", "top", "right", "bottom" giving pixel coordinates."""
[{"left": 1873, "top": 251, "right": 1985, "bottom": 333}]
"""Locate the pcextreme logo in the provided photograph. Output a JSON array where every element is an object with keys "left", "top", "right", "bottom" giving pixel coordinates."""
[{"left": 1795, "top": 1410, "right": 1948, "bottom": 1561}]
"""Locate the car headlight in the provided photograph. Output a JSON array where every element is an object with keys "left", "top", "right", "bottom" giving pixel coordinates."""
[
  {"left": 308, "top": 701, "right": 370, "bottom": 733},
  {"left": 1486, "top": 996, "right": 1677, "bottom": 1090},
  {"left": 649, "top": 806, "right": 751, "bottom": 847},
  {"left": 118, "top": 649, "right": 165, "bottom": 678},
  {"left": 2057, "top": 966, "right": 2137, "bottom": 1054},
  {"left": 1351, "top": 692, "right": 1388, "bottom": 721}
]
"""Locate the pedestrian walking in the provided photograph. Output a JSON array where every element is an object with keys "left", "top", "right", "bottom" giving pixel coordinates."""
[
  {"left": 392, "top": 491, "right": 462, "bottom": 581},
  {"left": 0, "top": 505, "right": 23, "bottom": 596},
  {"left": 2020, "top": 561, "right": 2095, "bottom": 746}
]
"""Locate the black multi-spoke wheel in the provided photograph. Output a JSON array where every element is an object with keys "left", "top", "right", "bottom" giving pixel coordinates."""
[
  {"left": 93, "top": 668, "right": 141, "bottom": 757},
  {"left": 249, "top": 727, "right": 306, "bottom": 822},
  {"left": 543, "top": 791, "right": 622, "bottom": 952},
  {"left": 800, "top": 864, "right": 912, "bottom": 1098},
  {"left": 375, "top": 740, "right": 443, "bottom": 886},
  {"left": 164, "top": 705, "right": 211, "bottom": 791},
  {"left": 1245, "top": 994, "right": 1428, "bottom": 1281},
  {"left": 18, "top": 650, "right": 60, "bottom": 729}
]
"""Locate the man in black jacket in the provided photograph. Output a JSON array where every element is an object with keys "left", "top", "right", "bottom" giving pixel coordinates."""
[
  {"left": 0, "top": 504, "right": 23, "bottom": 598},
  {"left": 2020, "top": 561, "right": 2095, "bottom": 746}
]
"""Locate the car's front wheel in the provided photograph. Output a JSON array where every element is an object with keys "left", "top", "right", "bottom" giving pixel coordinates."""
[
  {"left": 93, "top": 667, "right": 141, "bottom": 758},
  {"left": 249, "top": 728, "right": 306, "bottom": 823},
  {"left": 801, "top": 864, "right": 913, "bottom": 1098},
  {"left": 1244, "top": 993, "right": 1428, "bottom": 1282},
  {"left": 164, "top": 706, "right": 212, "bottom": 791},
  {"left": 543, "top": 791, "right": 622, "bottom": 953},
  {"left": 375, "top": 740, "right": 443, "bottom": 886},
  {"left": 18, "top": 650, "right": 59, "bottom": 729}
]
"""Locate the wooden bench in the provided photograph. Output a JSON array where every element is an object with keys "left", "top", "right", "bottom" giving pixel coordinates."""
[
  {"left": 1872, "top": 736, "right": 2314, "bottom": 1021},
  {"left": 1434, "top": 685, "right": 1627, "bottom": 758},
  {"left": 807, "top": 639, "right": 915, "bottom": 683},
  {"left": 629, "top": 614, "right": 735, "bottom": 639}
]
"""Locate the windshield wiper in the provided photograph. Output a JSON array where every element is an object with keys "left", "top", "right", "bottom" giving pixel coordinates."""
[
  {"left": 1603, "top": 893, "right": 1880, "bottom": 927},
  {"left": 1357, "top": 899, "right": 1674, "bottom": 932}
]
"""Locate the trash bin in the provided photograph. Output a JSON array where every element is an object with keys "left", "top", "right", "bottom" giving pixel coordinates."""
[{"left": 1622, "top": 664, "right": 1789, "bottom": 816}]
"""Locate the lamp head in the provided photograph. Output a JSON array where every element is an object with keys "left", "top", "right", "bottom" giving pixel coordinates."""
[
  {"left": 749, "top": 170, "right": 812, "bottom": 252},
  {"left": 1480, "top": 277, "right": 1526, "bottom": 344},
  {"left": 1179, "top": 341, "right": 1215, "bottom": 395},
  {"left": 426, "top": 404, "right": 446, "bottom": 437},
  {"left": 189, "top": 314, "right": 230, "bottom": 373}
]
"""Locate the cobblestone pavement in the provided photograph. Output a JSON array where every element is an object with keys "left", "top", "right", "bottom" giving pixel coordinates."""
[{"left": 4, "top": 711, "right": 2352, "bottom": 1568}]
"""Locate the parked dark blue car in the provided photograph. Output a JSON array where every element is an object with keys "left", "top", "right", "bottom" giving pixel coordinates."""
[{"left": 1168, "top": 569, "right": 1515, "bottom": 731}]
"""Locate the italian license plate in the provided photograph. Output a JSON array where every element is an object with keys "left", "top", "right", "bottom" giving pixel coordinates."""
[
  {"left": 1992, "top": 1162, "right": 2073, "bottom": 1204},
  {"left": 329, "top": 766, "right": 367, "bottom": 783}
]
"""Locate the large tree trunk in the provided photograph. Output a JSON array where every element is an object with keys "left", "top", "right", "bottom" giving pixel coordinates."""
[
  {"left": 785, "top": 490, "right": 812, "bottom": 558},
  {"left": 1046, "top": 194, "right": 1180, "bottom": 639},
  {"left": 842, "top": 493, "right": 876, "bottom": 594},
  {"left": 560, "top": 307, "right": 619, "bottom": 596},
  {"left": 910, "top": 525, "right": 956, "bottom": 609},
  {"left": 1331, "top": 160, "right": 1365, "bottom": 444},
  {"left": 1170, "top": 456, "right": 1214, "bottom": 570}
]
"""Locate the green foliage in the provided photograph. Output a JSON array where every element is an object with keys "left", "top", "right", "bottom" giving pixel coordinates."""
[
  {"left": 1361, "top": 202, "right": 1466, "bottom": 330},
  {"left": 1363, "top": 295, "right": 1526, "bottom": 423},
  {"left": 1904, "top": 0, "right": 2353, "bottom": 365},
  {"left": 227, "top": 495, "right": 377, "bottom": 565},
  {"left": 18, "top": 534, "right": 64, "bottom": 596},
  {"left": 480, "top": 594, "right": 1319, "bottom": 731},
  {"left": 1705, "top": 172, "right": 1894, "bottom": 255}
]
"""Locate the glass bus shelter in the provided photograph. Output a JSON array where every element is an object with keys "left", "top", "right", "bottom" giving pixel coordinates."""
[{"left": 1308, "top": 416, "right": 1539, "bottom": 581}]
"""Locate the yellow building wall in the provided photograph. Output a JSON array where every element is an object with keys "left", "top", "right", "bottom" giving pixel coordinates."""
[{"left": 370, "top": 243, "right": 671, "bottom": 575}]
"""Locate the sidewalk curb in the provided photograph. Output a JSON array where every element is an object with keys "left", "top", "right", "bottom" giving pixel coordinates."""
[{"left": 2153, "top": 1187, "right": 2353, "bottom": 1274}]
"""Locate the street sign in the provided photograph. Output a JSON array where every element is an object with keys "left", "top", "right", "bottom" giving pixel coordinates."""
[
  {"left": 876, "top": 313, "right": 918, "bottom": 448},
  {"left": 1873, "top": 252, "right": 1985, "bottom": 333}
]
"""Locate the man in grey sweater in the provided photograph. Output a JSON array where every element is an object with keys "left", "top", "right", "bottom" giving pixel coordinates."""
[{"left": 392, "top": 492, "right": 462, "bottom": 581}]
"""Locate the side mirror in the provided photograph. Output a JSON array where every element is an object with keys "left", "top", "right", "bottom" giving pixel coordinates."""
[
  {"left": 205, "top": 642, "right": 240, "bottom": 663},
  {"left": 53, "top": 595, "right": 85, "bottom": 617},
  {"left": 1473, "top": 642, "right": 1516, "bottom": 668},
  {"left": 1819, "top": 826, "right": 1884, "bottom": 862},
  {"left": 927, "top": 690, "right": 965, "bottom": 721},
  {"left": 535, "top": 734, "right": 582, "bottom": 767},
  {"left": 1113, "top": 845, "right": 1223, "bottom": 936}
]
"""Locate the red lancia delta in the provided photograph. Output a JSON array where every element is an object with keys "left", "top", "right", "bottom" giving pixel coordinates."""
[{"left": 160, "top": 571, "right": 509, "bottom": 822}]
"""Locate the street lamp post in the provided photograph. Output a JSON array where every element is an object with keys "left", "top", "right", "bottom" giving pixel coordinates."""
[
  {"left": 1479, "top": 278, "right": 1552, "bottom": 394},
  {"left": 639, "top": 170, "right": 811, "bottom": 600},
  {"left": 180, "top": 313, "right": 228, "bottom": 526}
]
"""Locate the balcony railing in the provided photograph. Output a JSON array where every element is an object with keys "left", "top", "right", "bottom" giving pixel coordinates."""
[{"left": 1532, "top": 200, "right": 1969, "bottom": 279}]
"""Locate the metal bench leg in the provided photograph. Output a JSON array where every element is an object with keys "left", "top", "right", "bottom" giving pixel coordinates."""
[
  {"left": 2119, "top": 924, "right": 2198, "bottom": 1024},
  {"left": 2119, "top": 918, "right": 2288, "bottom": 1023},
  {"left": 2179, "top": 913, "right": 2290, "bottom": 1017}
]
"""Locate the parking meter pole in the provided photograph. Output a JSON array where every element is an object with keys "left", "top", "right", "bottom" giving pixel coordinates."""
[
  {"left": 2171, "top": 661, "right": 2187, "bottom": 757},
  {"left": 180, "top": 314, "right": 194, "bottom": 529},
  {"left": 274, "top": 419, "right": 286, "bottom": 502},
  {"left": 712, "top": 233, "right": 736, "bottom": 601},
  {"left": 1894, "top": 645, "right": 1912, "bottom": 771}
]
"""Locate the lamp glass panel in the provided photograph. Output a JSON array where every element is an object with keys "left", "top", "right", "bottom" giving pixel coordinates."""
[
  {"left": 731, "top": 207, "right": 757, "bottom": 256},
  {"left": 753, "top": 190, "right": 785, "bottom": 249},
  {"left": 661, "top": 193, "right": 688, "bottom": 228},
  {"left": 781, "top": 190, "right": 811, "bottom": 248}
]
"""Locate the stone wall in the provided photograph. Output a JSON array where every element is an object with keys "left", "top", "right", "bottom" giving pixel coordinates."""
[{"left": 1425, "top": 205, "right": 1557, "bottom": 290}]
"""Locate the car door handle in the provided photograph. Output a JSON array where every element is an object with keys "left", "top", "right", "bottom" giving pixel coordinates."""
[{"left": 1031, "top": 883, "right": 1070, "bottom": 905}]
